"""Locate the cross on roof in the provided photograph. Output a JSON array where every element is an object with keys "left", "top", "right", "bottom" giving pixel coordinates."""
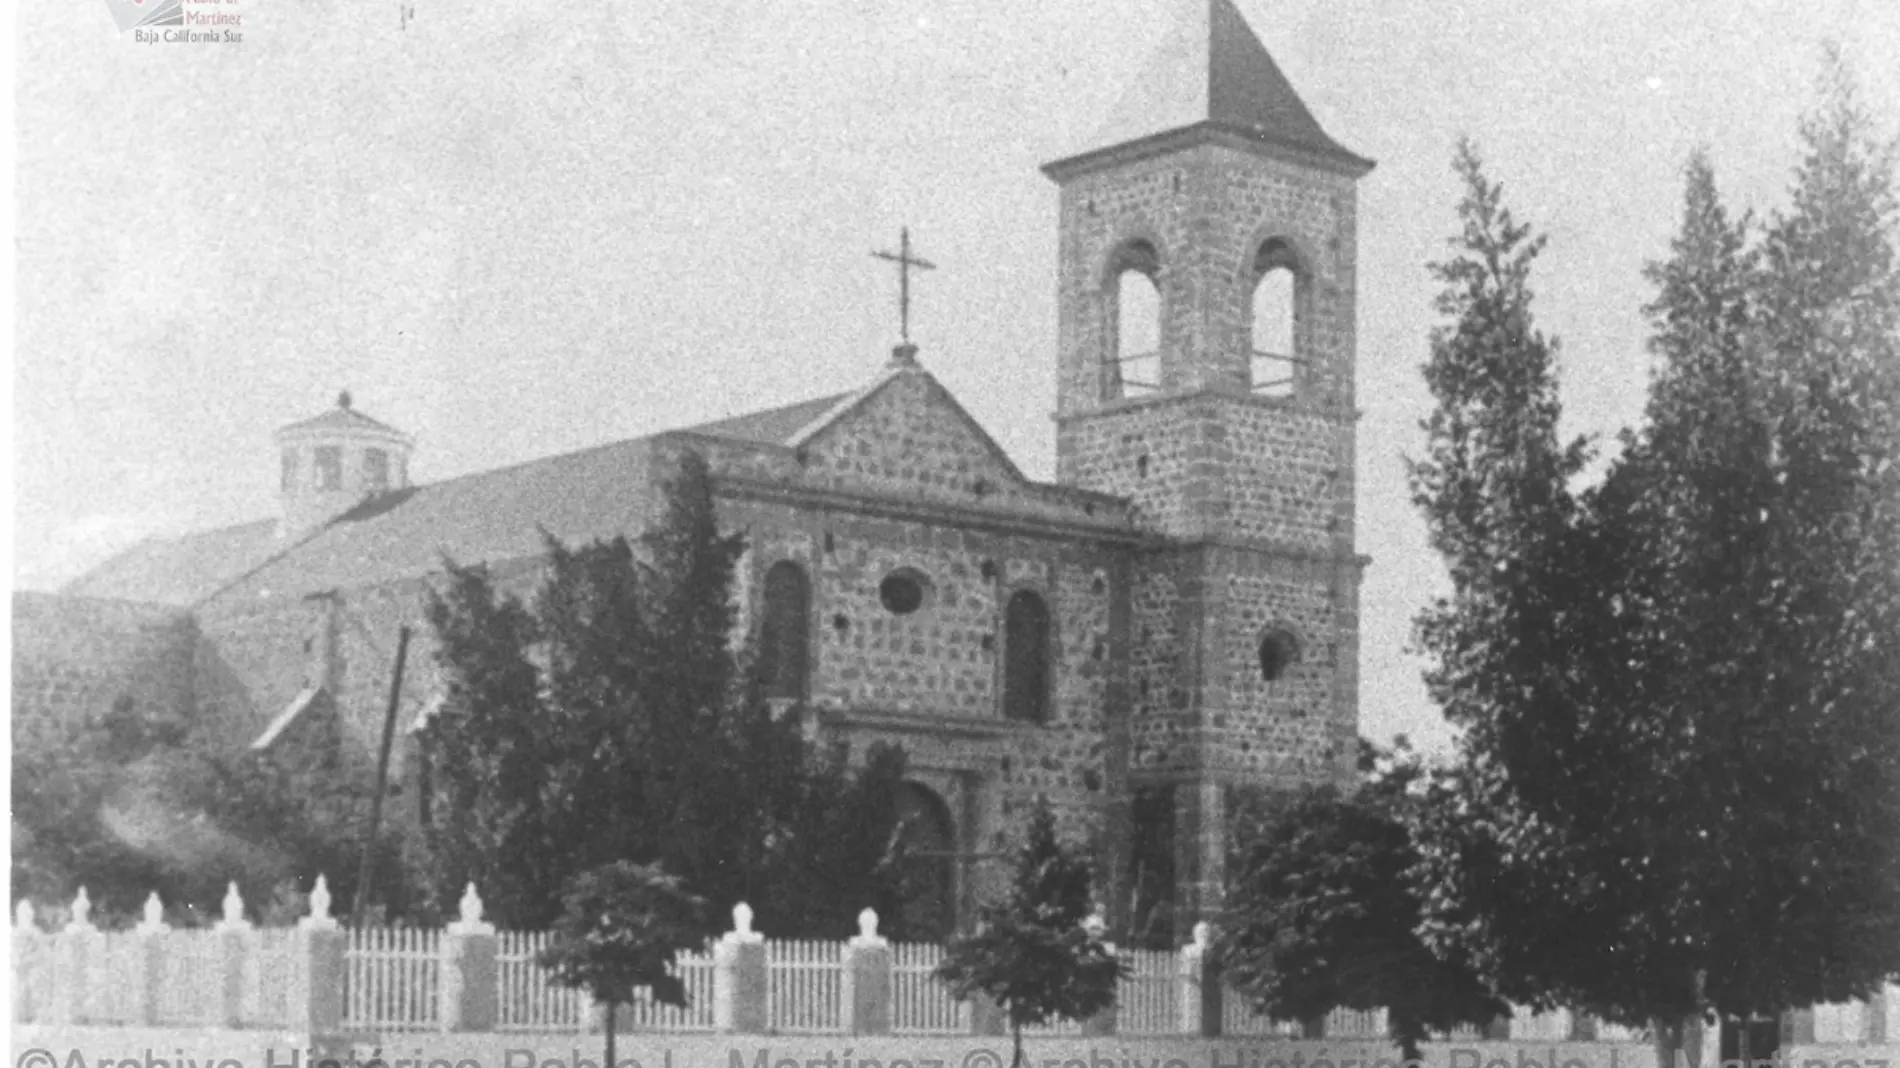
[{"left": 871, "top": 226, "right": 936, "bottom": 344}]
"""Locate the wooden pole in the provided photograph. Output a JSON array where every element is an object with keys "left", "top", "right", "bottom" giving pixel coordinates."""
[{"left": 352, "top": 624, "right": 412, "bottom": 928}]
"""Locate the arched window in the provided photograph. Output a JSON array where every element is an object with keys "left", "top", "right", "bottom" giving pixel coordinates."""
[
  {"left": 1106, "top": 241, "right": 1162, "bottom": 400},
  {"left": 1258, "top": 628, "right": 1301, "bottom": 683},
  {"left": 1250, "top": 239, "right": 1302, "bottom": 397},
  {"left": 1003, "top": 589, "right": 1052, "bottom": 723},
  {"left": 894, "top": 782, "right": 957, "bottom": 940},
  {"left": 758, "top": 561, "right": 811, "bottom": 701}
]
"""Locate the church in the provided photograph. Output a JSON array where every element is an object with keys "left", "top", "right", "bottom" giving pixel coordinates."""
[{"left": 20, "top": 0, "right": 1371, "bottom": 943}]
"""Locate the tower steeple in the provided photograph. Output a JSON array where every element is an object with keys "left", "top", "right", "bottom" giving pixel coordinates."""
[
  {"left": 1044, "top": 0, "right": 1372, "bottom": 182},
  {"left": 1042, "top": 1, "right": 1370, "bottom": 938}
]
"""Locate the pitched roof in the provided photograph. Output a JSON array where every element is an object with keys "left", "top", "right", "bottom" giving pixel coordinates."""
[
  {"left": 62, "top": 366, "right": 1124, "bottom": 611},
  {"left": 213, "top": 434, "right": 662, "bottom": 603},
  {"left": 277, "top": 397, "right": 411, "bottom": 440},
  {"left": 1046, "top": 0, "right": 1371, "bottom": 176},
  {"left": 684, "top": 392, "right": 855, "bottom": 445},
  {"left": 62, "top": 518, "right": 282, "bottom": 606},
  {"left": 64, "top": 391, "right": 861, "bottom": 608}
]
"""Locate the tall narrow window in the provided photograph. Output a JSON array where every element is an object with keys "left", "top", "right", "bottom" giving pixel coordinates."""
[
  {"left": 314, "top": 446, "right": 343, "bottom": 491},
  {"left": 1003, "top": 589, "right": 1051, "bottom": 723},
  {"left": 1106, "top": 241, "right": 1162, "bottom": 400},
  {"left": 363, "top": 448, "right": 390, "bottom": 495},
  {"left": 759, "top": 561, "right": 812, "bottom": 701},
  {"left": 1250, "top": 239, "right": 1302, "bottom": 397},
  {"left": 281, "top": 448, "right": 298, "bottom": 492}
]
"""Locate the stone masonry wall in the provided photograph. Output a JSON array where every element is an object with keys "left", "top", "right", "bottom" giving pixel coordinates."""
[
  {"left": 1202, "top": 545, "right": 1355, "bottom": 784},
  {"left": 672, "top": 369, "right": 1134, "bottom": 532},
  {"left": 1057, "top": 394, "right": 1352, "bottom": 548},
  {"left": 1052, "top": 140, "right": 1359, "bottom": 420},
  {"left": 11, "top": 592, "right": 196, "bottom": 752},
  {"left": 726, "top": 495, "right": 1130, "bottom": 858}
]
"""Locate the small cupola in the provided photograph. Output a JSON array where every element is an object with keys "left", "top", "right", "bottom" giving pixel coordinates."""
[{"left": 273, "top": 391, "right": 415, "bottom": 540}]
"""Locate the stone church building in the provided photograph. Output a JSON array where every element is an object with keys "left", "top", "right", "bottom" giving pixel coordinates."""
[{"left": 19, "top": 0, "right": 1371, "bottom": 943}]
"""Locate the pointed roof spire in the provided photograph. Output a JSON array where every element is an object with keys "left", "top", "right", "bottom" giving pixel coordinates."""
[{"left": 1043, "top": 0, "right": 1372, "bottom": 179}]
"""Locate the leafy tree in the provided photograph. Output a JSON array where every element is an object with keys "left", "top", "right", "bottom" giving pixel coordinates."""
[
  {"left": 418, "top": 449, "right": 924, "bottom": 933},
  {"left": 412, "top": 549, "right": 555, "bottom": 923},
  {"left": 539, "top": 862, "right": 709, "bottom": 1068},
  {"left": 936, "top": 799, "right": 1124, "bottom": 1068},
  {"left": 1410, "top": 59, "right": 1900, "bottom": 1068},
  {"left": 11, "top": 688, "right": 408, "bottom": 926},
  {"left": 1648, "top": 50, "right": 1900, "bottom": 1047},
  {"left": 1223, "top": 740, "right": 1505, "bottom": 1063},
  {"left": 11, "top": 702, "right": 170, "bottom": 918}
]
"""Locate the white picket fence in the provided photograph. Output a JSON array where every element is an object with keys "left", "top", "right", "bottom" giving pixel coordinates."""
[
  {"left": 1220, "top": 987, "right": 1304, "bottom": 1038},
  {"left": 496, "top": 930, "right": 716, "bottom": 1033},
  {"left": 768, "top": 939, "right": 846, "bottom": 1033},
  {"left": 498, "top": 930, "right": 591, "bottom": 1032},
  {"left": 20, "top": 925, "right": 301, "bottom": 1029},
  {"left": 22, "top": 908, "right": 1895, "bottom": 1044},
  {"left": 892, "top": 942, "right": 968, "bottom": 1034},
  {"left": 344, "top": 926, "right": 443, "bottom": 1032},
  {"left": 1118, "top": 949, "right": 1178, "bottom": 1034}
]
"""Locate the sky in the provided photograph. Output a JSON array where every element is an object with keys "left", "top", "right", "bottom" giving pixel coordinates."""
[{"left": 13, "top": 0, "right": 1900, "bottom": 757}]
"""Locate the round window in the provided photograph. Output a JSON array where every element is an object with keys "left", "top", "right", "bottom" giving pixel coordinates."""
[{"left": 879, "top": 571, "right": 928, "bottom": 615}]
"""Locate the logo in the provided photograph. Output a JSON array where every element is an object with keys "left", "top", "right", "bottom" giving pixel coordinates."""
[
  {"left": 102, "top": 0, "right": 183, "bottom": 32},
  {"left": 104, "top": 0, "right": 247, "bottom": 45}
]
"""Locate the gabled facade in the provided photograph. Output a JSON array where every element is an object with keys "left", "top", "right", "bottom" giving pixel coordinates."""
[{"left": 23, "top": 0, "right": 1367, "bottom": 943}]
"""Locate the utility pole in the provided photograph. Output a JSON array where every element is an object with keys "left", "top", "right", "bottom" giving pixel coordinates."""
[{"left": 352, "top": 624, "right": 412, "bottom": 929}]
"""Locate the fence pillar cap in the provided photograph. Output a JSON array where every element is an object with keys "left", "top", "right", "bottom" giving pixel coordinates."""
[
  {"left": 300, "top": 874, "right": 340, "bottom": 931},
  {"left": 137, "top": 892, "right": 169, "bottom": 935},
  {"left": 447, "top": 882, "right": 495, "bottom": 936},
  {"left": 723, "top": 901, "right": 764, "bottom": 945},
  {"left": 217, "top": 882, "right": 253, "bottom": 932},
  {"left": 849, "top": 907, "right": 888, "bottom": 949},
  {"left": 66, "top": 887, "right": 96, "bottom": 933}
]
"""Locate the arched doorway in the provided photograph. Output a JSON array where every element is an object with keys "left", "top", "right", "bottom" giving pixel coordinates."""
[{"left": 893, "top": 782, "right": 957, "bottom": 942}]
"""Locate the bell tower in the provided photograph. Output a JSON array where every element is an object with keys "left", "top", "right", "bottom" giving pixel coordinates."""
[{"left": 1043, "top": 0, "right": 1372, "bottom": 936}]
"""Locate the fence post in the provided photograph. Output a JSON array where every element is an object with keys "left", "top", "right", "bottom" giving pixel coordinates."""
[
  {"left": 294, "top": 875, "right": 347, "bottom": 1038},
  {"left": 714, "top": 903, "right": 767, "bottom": 1034},
  {"left": 1180, "top": 921, "right": 1221, "bottom": 1037},
  {"left": 843, "top": 908, "right": 892, "bottom": 1036},
  {"left": 53, "top": 888, "right": 99, "bottom": 1025},
  {"left": 14, "top": 901, "right": 42, "bottom": 1024},
  {"left": 216, "top": 883, "right": 253, "bottom": 1027},
  {"left": 134, "top": 893, "right": 170, "bottom": 1025},
  {"left": 1082, "top": 912, "right": 1117, "bottom": 1037},
  {"left": 442, "top": 883, "right": 499, "bottom": 1032}
]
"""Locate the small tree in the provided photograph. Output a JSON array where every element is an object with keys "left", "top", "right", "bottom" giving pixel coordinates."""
[
  {"left": 538, "top": 862, "right": 709, "bottom": 1068},
  {"left": 936, "top": 799, "right": 1124, "bottom": 1068},
  {"left": 1223, "top": 740, "right": 1506, "bottom": 1062}
]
